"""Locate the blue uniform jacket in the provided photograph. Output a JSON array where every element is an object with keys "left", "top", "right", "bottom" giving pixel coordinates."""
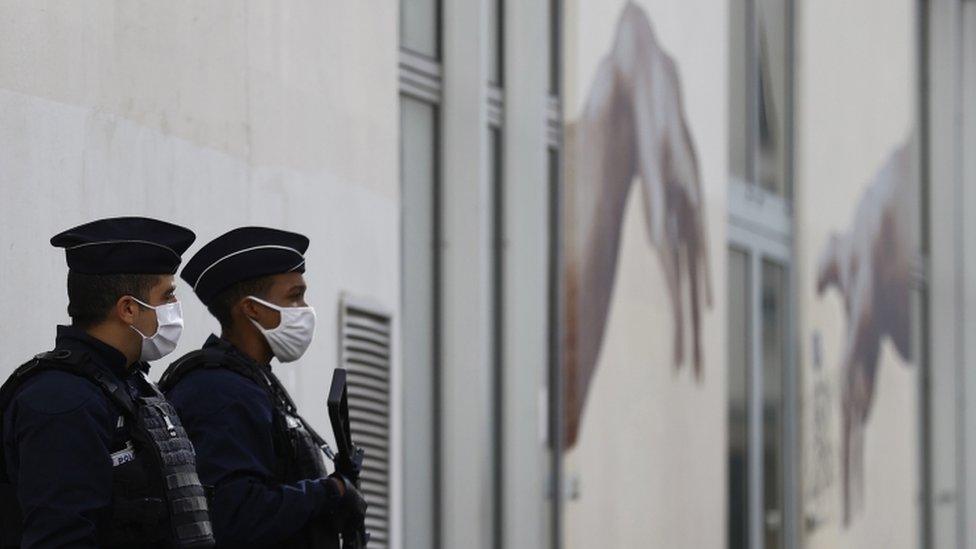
[
  {"left": 165, "top": 335, "right": 339, "bottom": 548},
  {"left": 2, "top": 326, "right": 150, "bottom": 549}
]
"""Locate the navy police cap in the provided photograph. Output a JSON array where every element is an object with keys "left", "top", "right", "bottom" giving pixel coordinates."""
[
  {"left": 50, "top": 217, "right": 196, "bottom": 275},
  {"left": 181, "top": 226, "right": 309, "bottom": 306}
]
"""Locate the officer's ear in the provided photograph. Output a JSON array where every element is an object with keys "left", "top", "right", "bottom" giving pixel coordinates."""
[
  {"left": 115, "top": 295, "right": 141, "bottom": 325},
  {"left": 238, "top": 297, "right": 261, "bottom": 324}
]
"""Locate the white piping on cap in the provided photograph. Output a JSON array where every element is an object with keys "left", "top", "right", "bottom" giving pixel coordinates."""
[
  {"left": 192, "top": 244, "right": 304, "bottom": 290},
  {"left": 66, "top": 239, "right": 180, "bottom": 258}
]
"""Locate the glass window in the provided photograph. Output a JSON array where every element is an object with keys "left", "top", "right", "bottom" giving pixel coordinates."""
[
  {"left": 728, "top": 0, "right": 752, "bottom": 184},
  {"left": 728, "top": 0, "right": 791, "bottom": 199},
  {"left": 487, "top": 0, "right": 503, "bottom": 86},
  {"left": 401, "top": 0, "right": 440, "bottom": 58},
  {"left": 761, "top": 260, "right": 786, "bottom": 549},
  {"left": 400, "top": 95, "right": 439, "bottom": 549},
  {"left": 756, "top": 0, "right": 788, "bottom": 197},
  {"left": 728, "top": 4, "right": 793, "bottom": 547},
  {"left": 726, "top": 250, "right": 790, "bottom": 549},
  {"left": 547, "top": 145, "right": 563, "bottom": 548},
  {"left": 489, "top": 126, "right": 504, "bottom": 548},
  {"left": 728, "top": 248, "right": 751, "bottom": 549},
  {"left": 548, "top": 0, "right": 559, "bottom": 95}
]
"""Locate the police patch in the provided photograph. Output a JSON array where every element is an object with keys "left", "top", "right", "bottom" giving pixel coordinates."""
[{"left": 110, "top": 441, "right": 135, "bottom": 467}]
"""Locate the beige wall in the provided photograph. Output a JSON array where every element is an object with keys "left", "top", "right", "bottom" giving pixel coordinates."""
[
  {"left": 562, "top": 1, "right": 727, "bottom": 547},
  {"left": 0, "top": 2, "right": 400, "bottom": 542},
  {"left": 796, "top": 0, "right": 919, "bottom": 547}
]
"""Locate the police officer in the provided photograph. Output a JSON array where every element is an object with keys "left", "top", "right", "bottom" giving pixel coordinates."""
[
  {"left": 0, "top": 217, "right": 215, "bottom": 549},
  {"left": 160, "top": 227, "right": 366, "bottom": 548}
]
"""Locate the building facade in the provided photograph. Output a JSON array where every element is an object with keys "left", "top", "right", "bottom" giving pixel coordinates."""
[{"left": 1, "top": 1, "right": 975, "bottom": 548}]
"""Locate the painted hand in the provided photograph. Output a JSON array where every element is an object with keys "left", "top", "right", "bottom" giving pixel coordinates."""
[
  {"left": 815, "top": 142, "right": 915, "bottom": 524},
  {"left": 560, "top": 3, "right": 713, "bottom": 449}
]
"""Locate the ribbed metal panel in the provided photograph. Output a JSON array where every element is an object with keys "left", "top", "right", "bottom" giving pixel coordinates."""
[{"left": 339, "top": 295, "right": 392, "bottom": 548}]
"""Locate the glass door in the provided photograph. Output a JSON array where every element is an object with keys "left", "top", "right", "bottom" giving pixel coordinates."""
[{"left": 727, "top": 227, "right": 794, "bottom": 549}]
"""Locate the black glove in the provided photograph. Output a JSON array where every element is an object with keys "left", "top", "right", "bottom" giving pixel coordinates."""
[{"left": 326, "top": 473, "right": 367, "bottom": 529}]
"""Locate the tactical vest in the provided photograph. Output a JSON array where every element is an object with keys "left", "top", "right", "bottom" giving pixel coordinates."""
[
  {"left": 159, "top": 348, "right": 335, "bottom": 549},
  {"left": 0, "top": 350, "right": 216, "bottom": 549},
  {"left": 159, "top": 348, "right": 330, "bottom": 486}
]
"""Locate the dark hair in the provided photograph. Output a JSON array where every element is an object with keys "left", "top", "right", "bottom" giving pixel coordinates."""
[
  {"left": 207, "top": 275, "right": 275, "bottom": 329},
  {"left": 67, "top": 272, "right": 161, "bottom": 329}
]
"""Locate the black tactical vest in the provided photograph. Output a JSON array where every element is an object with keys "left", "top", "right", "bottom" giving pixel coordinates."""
[
  {"left": 0, "top": 350, "right": 215, "bottom": 549},
  {"left": 159, "top": 348, "right": 335, "bottom": 549},
  {"left": 160, "top": 348, "right": 330, "bottom": 486}
]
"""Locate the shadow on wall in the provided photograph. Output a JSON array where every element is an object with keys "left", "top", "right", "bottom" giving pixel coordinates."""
[
  {"left": 561, "top": 2, "right": 713, "bottom": 450},
  {"left": 815, "top": 140, "right": 917, "bottom": 526}
]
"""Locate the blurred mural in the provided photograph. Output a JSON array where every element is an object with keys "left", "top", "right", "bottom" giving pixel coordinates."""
[
  {"left": 560, "top": 1, "right": 712, "bottom": 450},
  {"left": 798, "top": 1, "right": 919, "bottom": 545},
  {"left": 815, "top": 141, "right": 917, "bottom": 525},
  {"left": 559, "top": 2, "right": 725, "bottom": 546}
]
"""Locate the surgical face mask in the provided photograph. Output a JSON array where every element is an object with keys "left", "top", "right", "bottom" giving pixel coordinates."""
[
  {"left": 247, "top": 296, "right": 317, "bottom": 363},
  {"left": 129, "top": 298, "right": 184, "bottom": 362}
]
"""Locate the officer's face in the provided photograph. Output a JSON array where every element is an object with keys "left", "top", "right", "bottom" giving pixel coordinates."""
[
  {"left": 131, "top": 275, "right": 178, "bottom": 334},
  {"left": 265, "top": 272, "right": 308, "bottom": 308},
  {"left": 247, "top": 272, "right": 308, "bottom": 330},
  {"left": 149, "top": 275, "right": 178, "bottom": 306}
]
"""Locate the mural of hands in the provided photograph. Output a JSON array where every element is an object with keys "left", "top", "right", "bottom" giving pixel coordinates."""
[
  {"left": 815, "top": 142, "right": 917, "bottom": 525},
  {"left": 561, "top": 2, "right": 713, "bottom": 449}
]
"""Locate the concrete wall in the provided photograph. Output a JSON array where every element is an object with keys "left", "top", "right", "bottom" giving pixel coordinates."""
[{"left": 0, "top": 1, "right": 401, "bottom": 545}]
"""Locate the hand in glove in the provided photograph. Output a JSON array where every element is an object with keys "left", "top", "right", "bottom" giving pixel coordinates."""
[{"left": 325, "top": 473, "right": 367, "bottom": 529}]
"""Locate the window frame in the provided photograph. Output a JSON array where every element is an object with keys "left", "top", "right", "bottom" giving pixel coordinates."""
[
  {"left": 398, "top": 4, "right": 444, "bottom": 547},
  {"left": 726, "top": 1, "right": 798, "bottom": 548}
]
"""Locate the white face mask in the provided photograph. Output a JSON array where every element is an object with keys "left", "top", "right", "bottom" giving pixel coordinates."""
[
  {"left": 247, "top": 296, "right": 316, "bottom": 363},
  {"left": 129, "top": 298, "right": 184, "bottom": 362}
]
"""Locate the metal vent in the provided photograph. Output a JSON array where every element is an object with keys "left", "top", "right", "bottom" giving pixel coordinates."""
[{"left": 339, "top": 294, "right": 392, "bottom": 548}]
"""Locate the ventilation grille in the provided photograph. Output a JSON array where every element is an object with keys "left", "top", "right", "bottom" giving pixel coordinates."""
[{"left": 339, "top": 295, "right": 392, "bottom": 548}]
